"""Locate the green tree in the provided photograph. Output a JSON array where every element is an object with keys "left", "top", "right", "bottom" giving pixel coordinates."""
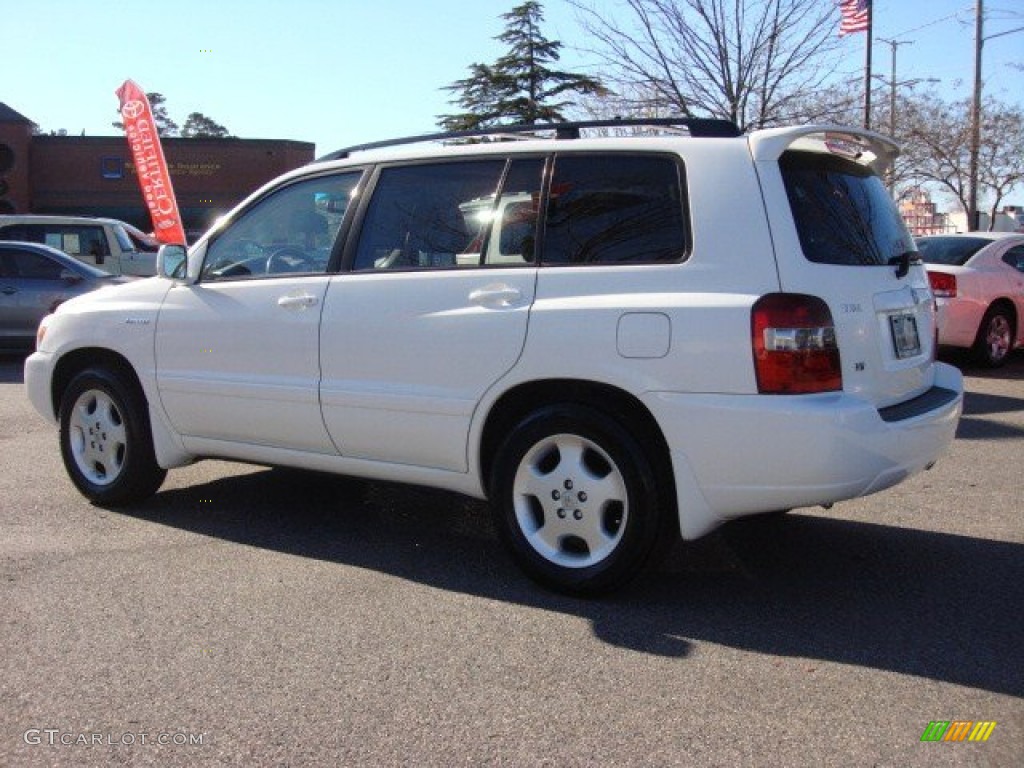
[
  {"left": 181, "top": 112, "right": 233, "bottom": 138},
  {"left": 439, "top": 1, "right": 607, "bottom": 130}
]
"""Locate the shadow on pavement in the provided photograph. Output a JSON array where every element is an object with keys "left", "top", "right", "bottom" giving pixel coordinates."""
[
  {"left": 0, "top": 353, "right": 28, "bottom": 384},
  {"left": 118, "top": 467, "right": 1022, "bottom": 698},
  {"left": 956, "top": 389, "right": 1024, "bottom": 440},
  {"left": 939, "top": 348, "right": 1024, "bottom": 380}
]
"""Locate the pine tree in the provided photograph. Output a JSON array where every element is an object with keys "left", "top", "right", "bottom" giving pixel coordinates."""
[
  {"left": 181, "top": 112, "right": 232, "bottom": 138},
  {"left": 439, "top": 1, "right": 606, "bottom": 130}
]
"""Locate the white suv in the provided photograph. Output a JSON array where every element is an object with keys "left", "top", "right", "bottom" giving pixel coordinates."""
[{"left": 25, "top": 119, "right": 963, "bottom": 594}]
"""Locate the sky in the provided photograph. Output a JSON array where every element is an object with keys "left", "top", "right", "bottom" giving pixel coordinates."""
[{"left": 2, "top": 0, "right": 1021, "bottom": 160}]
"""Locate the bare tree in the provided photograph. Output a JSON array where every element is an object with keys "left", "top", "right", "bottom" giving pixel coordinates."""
[
  {"left": 568, "top": 0, "right": 844, "bottom": 131},
  {"left": 903, "top": 95, "right": 1024, "bottom": 229}
]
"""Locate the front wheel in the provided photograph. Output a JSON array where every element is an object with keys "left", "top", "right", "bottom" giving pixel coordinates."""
[
  {"left": 972, "top": 305, "right": 1015, "bottom": 368},
  {"left": 490, "top": 404, "right": 670, "bottom": 595},
  {"left": 59, "top": 368, "right": 166, "bottom": 506}
]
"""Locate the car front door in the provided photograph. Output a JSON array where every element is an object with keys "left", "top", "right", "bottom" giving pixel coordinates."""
[
  {"left": 319, "top": 158, "right": 544, "bottom": 472},
  {"left": 154, "top": 171, "right": 362, "bottom": 454}
]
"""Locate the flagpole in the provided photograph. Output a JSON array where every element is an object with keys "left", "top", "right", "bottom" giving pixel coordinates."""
[{"left": 863, "top": 1, "right": 873, "bottom": 129}]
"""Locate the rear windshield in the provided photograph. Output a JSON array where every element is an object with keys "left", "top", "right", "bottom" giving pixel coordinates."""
[
  {"left": 915, "top": 236, "right": 989, "bottom": 266},
  {"left": 780, "top": 150, "right": 914, "bottom": 267}
]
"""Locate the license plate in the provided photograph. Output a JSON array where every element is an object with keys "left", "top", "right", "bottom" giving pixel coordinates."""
[{"left": 890, "top": 312, "right": 921, "bottom": 359}]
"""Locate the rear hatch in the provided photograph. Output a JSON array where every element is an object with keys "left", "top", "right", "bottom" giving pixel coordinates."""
[{"left": 750, "top": 127, "right": 936, "bottom": 408}]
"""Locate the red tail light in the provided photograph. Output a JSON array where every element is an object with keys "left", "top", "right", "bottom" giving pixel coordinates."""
[
  {"left": 927, "top": 271, "right": 957, "bottom": 298},
  {"left": 752, "top": 294, "right": 841, "bottom": 394}
]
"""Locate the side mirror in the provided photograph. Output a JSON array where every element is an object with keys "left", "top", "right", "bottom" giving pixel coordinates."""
[{"left": 157, "top": 244, "right": 189, "bottom": 281}]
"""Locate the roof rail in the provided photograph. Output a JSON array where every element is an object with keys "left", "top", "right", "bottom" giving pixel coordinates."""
[{"left": 318, "top": 117, "right": 742, "bottom": 161}]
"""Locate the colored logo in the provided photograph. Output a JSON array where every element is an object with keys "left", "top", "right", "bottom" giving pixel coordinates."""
[{"left": 920, "top": 721, "right": 996, "bottom": 742}]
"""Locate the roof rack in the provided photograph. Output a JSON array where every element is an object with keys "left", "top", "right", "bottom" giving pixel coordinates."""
[{"left": 318, "top": 117, "right": 742, "bottom": 161}]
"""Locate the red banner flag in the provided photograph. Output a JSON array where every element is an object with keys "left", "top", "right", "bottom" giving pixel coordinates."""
[{"left": 115, "top": 80, "right": 186, "bottom": 245}]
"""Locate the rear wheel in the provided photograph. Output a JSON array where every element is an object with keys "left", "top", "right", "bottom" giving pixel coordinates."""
[
  {"left": 59, "top": 367, "right": 166, "bottom": 506},
  {"left": 972, "top": 305, "right": 1015, "bottom": 367},
  {"left": 490, "top": 404, "right": 669, "bottom": 595}
]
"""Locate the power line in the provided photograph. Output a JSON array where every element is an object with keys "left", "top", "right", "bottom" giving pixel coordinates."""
[{"left": 889, "top": 7, "right": 968, "bottom": 39}]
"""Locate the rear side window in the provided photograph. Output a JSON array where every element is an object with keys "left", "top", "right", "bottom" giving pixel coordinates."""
[
  {"left": 542, "top": 154, "right": 687, "bottom": 265},
  {"left": 1003, "top": 245, "right": 1024, "bottom": 273},
  {"left": 780, "top": 151, "right": 914, "bottom": 266},
  {"left": 2, "top": 224, "right": 109, "bottom": 258},
  {"left": 0, "top": 225, "right": 33, "bottom": 242},
  {"left": 354, "top": 160, "right": 506, "bottom": 270}
]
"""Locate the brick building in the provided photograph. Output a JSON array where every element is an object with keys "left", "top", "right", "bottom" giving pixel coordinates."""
[{"left": 0, "top": 102, "right": 314, "bottom": 237}]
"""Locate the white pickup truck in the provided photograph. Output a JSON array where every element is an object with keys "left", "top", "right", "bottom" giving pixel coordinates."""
[{"left": 0, "top": 214, "right": 159, "bottom": 276}]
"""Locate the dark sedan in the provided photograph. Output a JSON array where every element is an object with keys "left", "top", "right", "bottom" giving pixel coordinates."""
[{"left": 0, "top": 241, "right": 125, "bottom": 350}]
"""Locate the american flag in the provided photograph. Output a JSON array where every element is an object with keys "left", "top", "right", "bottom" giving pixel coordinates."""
[{"left": 839, "top": 0, "right": 870, "bottom": 35}]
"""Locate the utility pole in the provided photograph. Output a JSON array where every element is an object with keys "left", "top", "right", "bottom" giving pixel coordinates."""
[
  {"left": 863, "top": 6, "right": 874, "bottom": 130},
  {"left": 877, "top": 38, "right": 913, "bottom": 138},
  {"left": 968, "top": 0, "right": 983, "bottom": 230}
]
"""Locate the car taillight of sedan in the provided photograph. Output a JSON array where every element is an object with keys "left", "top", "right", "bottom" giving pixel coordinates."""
[{"left": 927, "top": 271, "right": 957, "bottom": 298}]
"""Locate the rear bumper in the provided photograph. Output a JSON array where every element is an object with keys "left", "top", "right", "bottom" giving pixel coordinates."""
[{"left": 644, "top": 362, "right": 964, "bottom": 539}]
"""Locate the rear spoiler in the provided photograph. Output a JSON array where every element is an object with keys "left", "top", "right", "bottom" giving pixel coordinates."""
[{"left": 747, "top": 125, "right": 900, "bottom": 176}]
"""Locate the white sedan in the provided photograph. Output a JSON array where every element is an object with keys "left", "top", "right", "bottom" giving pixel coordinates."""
[{"left": 918, "top": 232, "right": 1024, "bottom": 367}]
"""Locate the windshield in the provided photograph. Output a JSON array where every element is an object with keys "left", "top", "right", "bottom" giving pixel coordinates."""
[
  {"left": 780, "top": 150, "right": 915, "bottom": 267},
  {"left": 915, "top": 236, "right": 990, "bottom": 266}
]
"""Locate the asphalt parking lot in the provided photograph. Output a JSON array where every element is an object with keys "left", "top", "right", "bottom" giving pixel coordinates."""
[{"left": 1, "top": 351, "right": 1021, "bottom": 767}]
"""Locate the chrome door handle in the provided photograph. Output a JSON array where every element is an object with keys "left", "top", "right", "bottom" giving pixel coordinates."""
[
  {"left": 469, "top": 284, "right": 522, "bottom": 307},
  {"left": 1, "top": 286, "right": 16, "bottom": 296},
  {"left": 277, "top": 293, "right": 318, "bottom": 309}
]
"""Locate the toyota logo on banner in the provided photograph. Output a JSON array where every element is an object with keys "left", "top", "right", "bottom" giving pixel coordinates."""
[{"left": 120, "top": 100, "right": 147, "bottom": 120}]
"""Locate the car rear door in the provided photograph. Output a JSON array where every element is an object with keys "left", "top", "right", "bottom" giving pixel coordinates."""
[
  {"left": 318, "top": 157, "right": 543, "bottom": 472},
  {"left": 752, "top": 128, "right": 938, "bottom": 408}
]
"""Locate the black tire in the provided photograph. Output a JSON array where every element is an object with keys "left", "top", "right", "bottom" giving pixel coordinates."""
[
  {"left": 490, "top": 403, "right": 670, "bottom": 596},
  {"left": 58, "top": 367, "right": 166, "bottom": 506},
  {"left": 971, "top": 305, "right": 1015, "bottom": 368}
]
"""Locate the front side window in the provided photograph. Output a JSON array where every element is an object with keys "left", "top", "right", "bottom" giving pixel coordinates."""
[
  {"left": 542, "top": 154, "right": 687, "bottom": 265},
  {"left": 1, "top": 224, "right": 107, "bottom": 259},
  {"left": 781, "top": 150, "right": 914, "bottom": 266},
  {"left": 111, "top": 225, "right": 137, "bottom": 254},
  {"left": 202, "top": 172, "right": 361, "bottom": 280}
]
